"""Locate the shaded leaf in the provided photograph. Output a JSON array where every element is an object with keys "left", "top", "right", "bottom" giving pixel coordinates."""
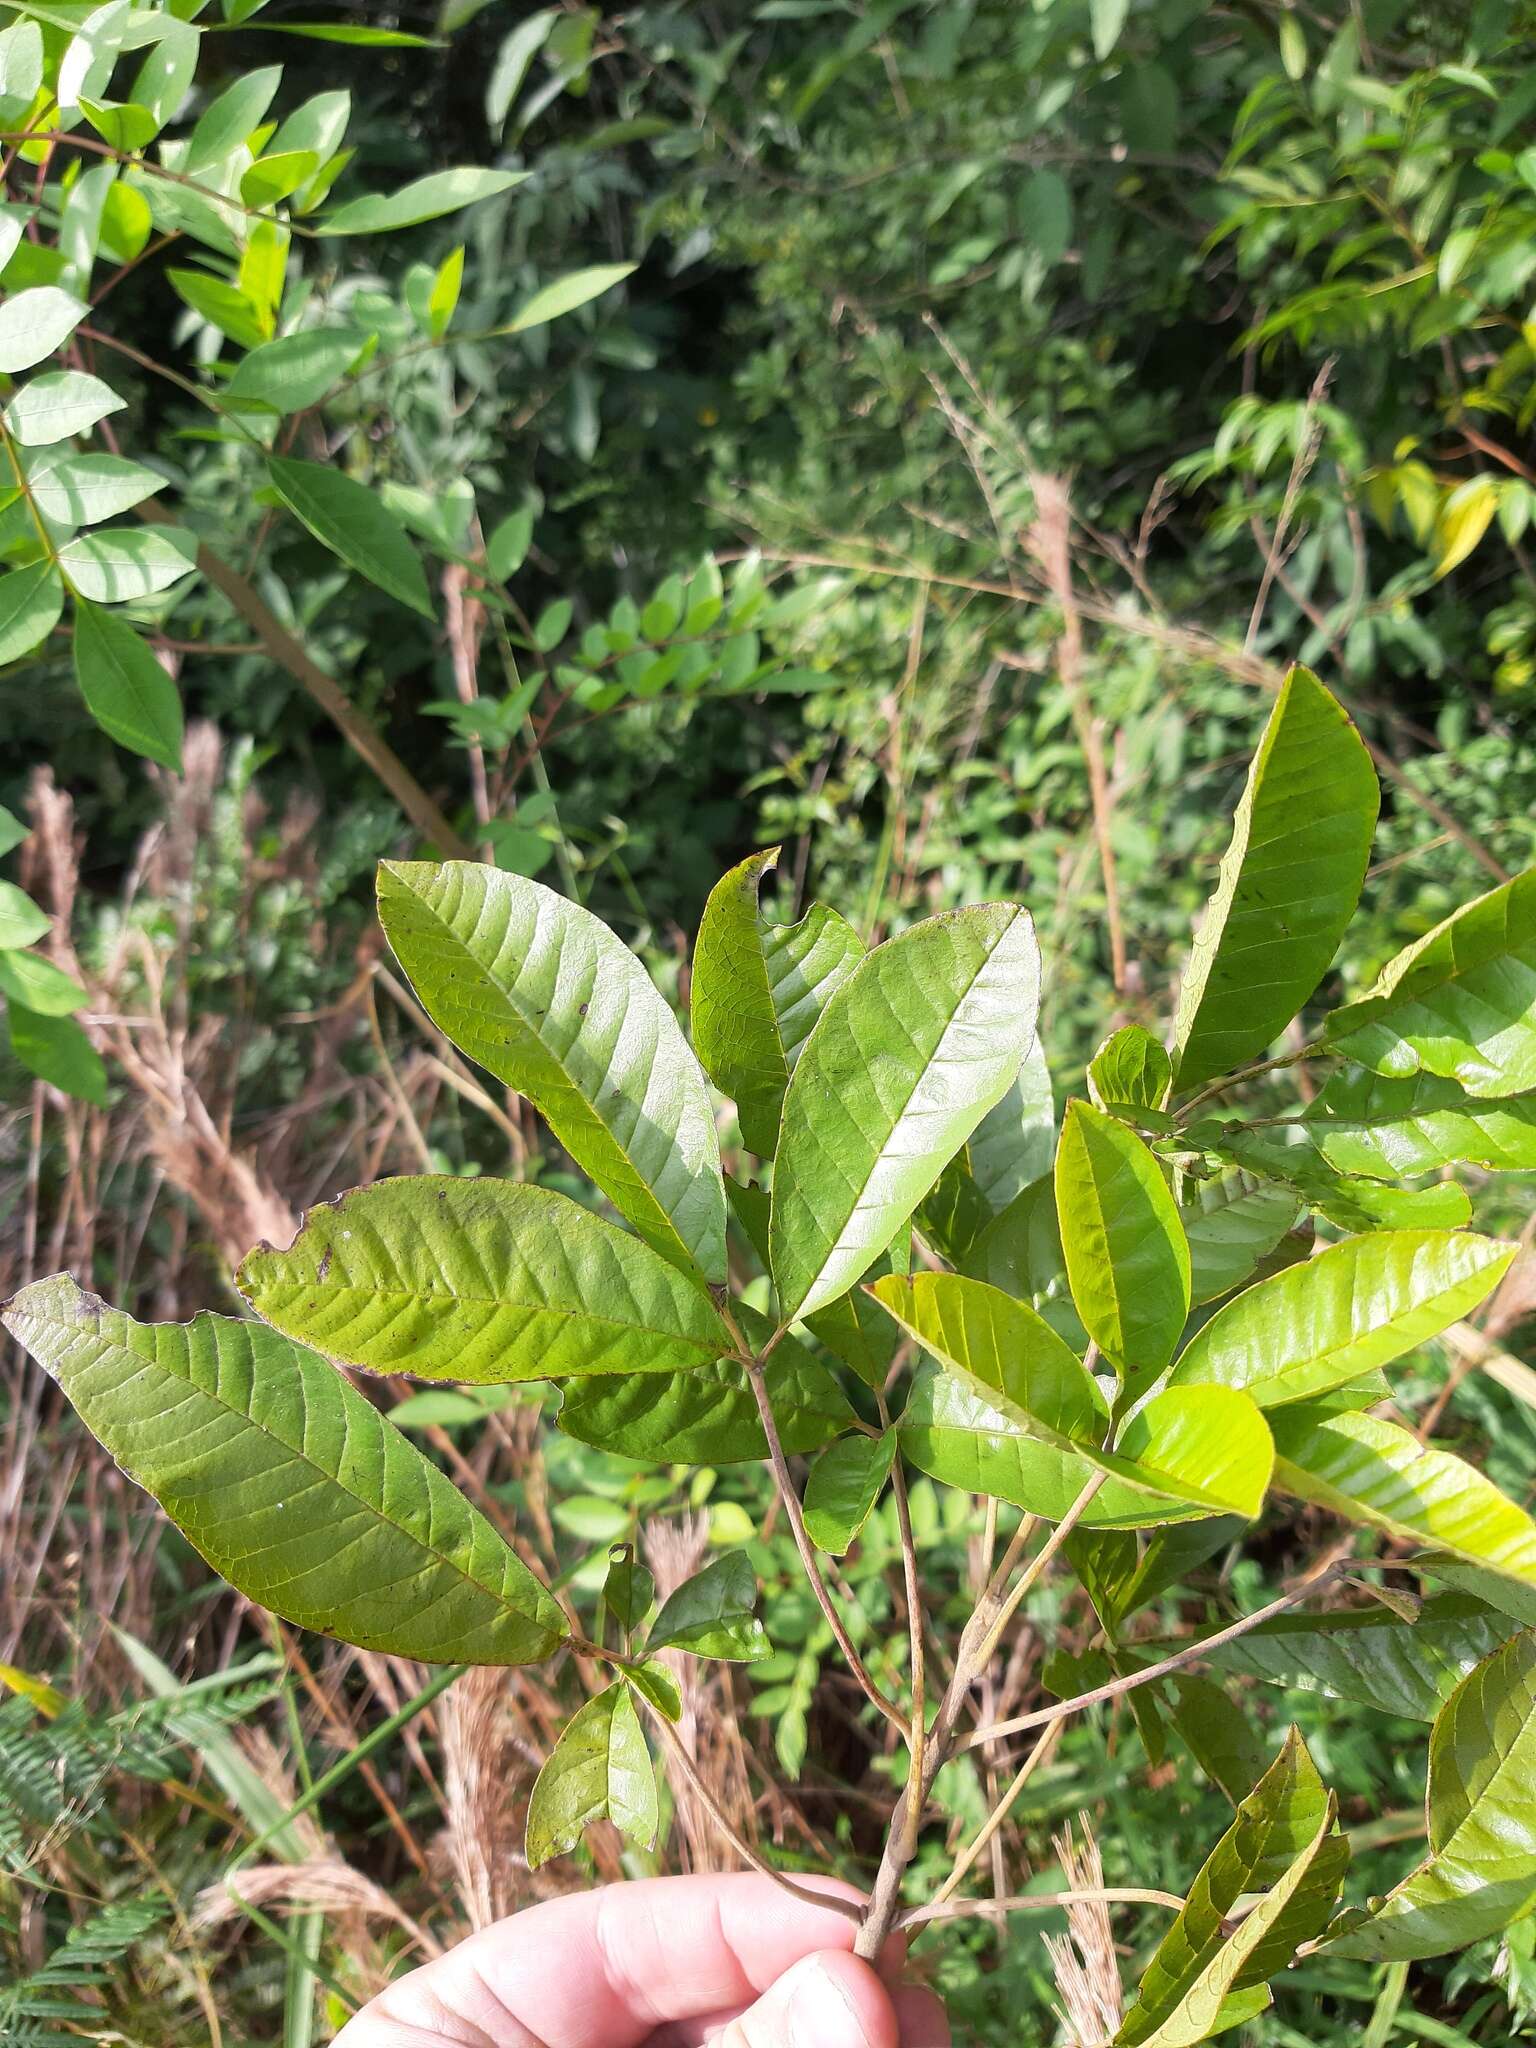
[
  {"left": 771, "top": 902, "right": 1041, "bottom": 1322},
  {"left": 1181, "top": 1169, "right": 1301, "bottom": 1304},
  {"left": 30, "top": 454, "right": 160, "bottom": 525},
  {"left": 691, "top": 845, "right": 863, "bottom": 1156},
  {"left": 268, "top": 456, "right": 431, "bottom": 617},
  {"left": 7, "top": 1006, "right": 107, "bottom": 1104},
  {"left": 960, "top": 1173, "right": 1088, "bottom": 1350},
  {"left": 803, "top": 1430, "right": 896, "bottom": 1555},
  {"left": 0, "top": 880, "right": 49, "bottom": 949},
  {"left": 1089, "top": 1024, "right": 1172, "bottom": 1111},
  {"left": 602, "top": 1546, "right": 654, "bottom": 1636},
  {"left": 59, "top": 526, "right": 196, "bottom": 603},
  {"left": 72, "top": 598, "right": 182, "bottom": 769},
  {"left": 1173, "top": 669, "right": 1377, "bottom": 1094},
  {"left": 378, "top": 862, "right": 727, "bottom": 1282},
  {"left": 0, "top": 1275, "right": 566, "bottom": 1663},
  {"left": 647, "top": 1552, "right": 769, "bottom": 1661},
  {"left": 525, "top": 1683, "right": 656, "bottom": 1867},
  {"left": 1169, "top": 1675, "right": 1267, "bottom": 1804}
]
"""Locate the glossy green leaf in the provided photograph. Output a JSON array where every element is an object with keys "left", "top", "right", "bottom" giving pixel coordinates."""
[
  {"left": 168, "top": 268, "right": 268, "bottom": 351},
  {"left": 1181, "top": 1169, "right": 1302, "bottom": 1304},
  {"left": 691, "top": 846, "right": 864, "bottom": 1157},
  {"left": 1326, "top": 1633, "right": 1536, "bottom": 1959},
  {"left": 268, "top": 457, "right": 431, "bottom": 618},
  {"left": 0, "top": 880, "right": 49, "bottom": 950},
  {"left": 0, "top": 947, "right": 86, "bottom": 1016},
  {"left": 7, "top": 1006, "right": 107, "bottom": 1104},
  {"left": 0, "top": 562, "right": 63, "bottom": 666},
  {"left": 1172, "top": 667, "right": 1378, "bottom": 1093},
  {"left": 0, "top": 1274, "right": 566, "bottom": 1663},
  {"left": 378, "top": 862, "right": 727, "bottom": 1282},
  {"left": 427, "top": 245, "right": 464, "bottom": 340},
  {"left": 647, "top": 1552, "right": 769, "bottom": 1661},
  {"left": 525, "top": 1683, "right": 657, "bottom": 1867},
  {"left": 803, "top": 1430, "right": 896, "bottom": 1555},
  {"left": 869, "top": 1272, "right": 1107, "bottom": 1451},
  {"left": 1311, "top": 1067, "right": 1536, "bottom": 1176},
  {"left": 1169, "top": 1230, "right": 1514, "bottom": 1409},
  {"left": 960, "top": 1173, "right": 1088, "bottom": 1350},
  {"left": 240, "top": 150, "right": 319, "bottom": 209},
  {"left": 237, "top": 1177, "right": 731, "bottom": 1384},
  {"left": 624, "top": 1659, "right": 681, "bottom": 1722},
  {"left": 266, "top": 22, "right": 441, "bottom": 45},
  {"left": 0, "top": 287, "right": 88, "bottom": 374},
  {"left": 4, "top": 370, "right": 125, "bottom": 446},
  {"left": 1056, "top": 1099, "right": 1190, "bottom": 1390},
  {"left": 1273, "top": 1407, "right": 1536, "bottom": 1588},
  {"left": 30, "top": 453, "right": 159, "bottom": 527},
  {"left": 1325, "top": 865, "right": 1536, "bottom": 1098},
  {"left": 502, "top": 263, "right": 636, "bottom": 334},
  {"left": 558, "top": 1328, "right": 853, "bottom": 1466},
  {"left": 1118, "top": 1731, "right": 1347, "bottom": 2047},
  {"left": 184, "top": 63, "right": 282, "bottom": 170},
  {"left": 1207, "top": 1593, "right": 1520, "bottom": 1721},
  {"left": 898, "top": 1362, "right": 1268, "bottom": 1526},
  {"left": 317, "top": 167, "right": 525, "bottom": 236},
  {"left": 1089, "top": 1024, "right": 1172, "bottom": 1111},
  {"left": 72, "top": 598, "right": 183, "bottom": 769},
  {"left": 59, "top": 526, "right": 197, "bottom": 603},
  {"left": 602, "top": 1546, "right": 654, "bottom": 1636},
  {"left": 226, "top": 329, "right": 367, "bottom": 415},
  {"left": 771, "top": 902, "right": 1041, "bottom": 1322}
]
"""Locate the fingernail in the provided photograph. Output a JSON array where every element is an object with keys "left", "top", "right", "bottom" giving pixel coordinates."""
[{"left": 785, "top": 1957, "right": 875, "bottom": 2048}]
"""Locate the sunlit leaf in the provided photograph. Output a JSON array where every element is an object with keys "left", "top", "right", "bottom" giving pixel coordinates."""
[
  {"left": 1310, "top": 1066, "right": 1536, "bottom": 1175},
  {"left": 317, "top": 166, "right": 525, "bottom": 236},
  {"left": 0, "top": 561, "right": 63, "bottom": 666},
  {"left": 1088, "top": 1024, "right": 1171, "bottom": 1111},
  {"left": 501, "top": 263, "right": 636, "bottom": 333},
  {"left": 59, "top": 525, "right": 197, "bottom": 603},
  {"left": 0, "top": 287, "right": 88, "bottom": 374},
  {"left": 525, "top": 1682, "right": 656, "bottom": 1866},
  {"left": 0, "top": 880, "right": 48, "bottom": 950},
  {"left": 4, "top": 370, "right": 125, "bottom": 446},
  {"left": 7, "top": 1006, "right": 107, "bottom": 1104}
]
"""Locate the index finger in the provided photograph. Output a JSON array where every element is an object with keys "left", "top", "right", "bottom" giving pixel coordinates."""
[{"left": 337, "top": 1872, "right": 906, "bottom": 2048}]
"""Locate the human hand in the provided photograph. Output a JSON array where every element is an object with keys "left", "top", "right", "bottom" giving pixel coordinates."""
[{"left": 333, "top": 1871, "right": 950, "bottom": 2047}]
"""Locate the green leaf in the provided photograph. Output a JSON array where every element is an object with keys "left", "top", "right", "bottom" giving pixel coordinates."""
[
  {"left": 264, "top": 22, "right": 442, "bottom": 44},
  {"left": 0, "top": 287, "right": 88, "bottom": 374},
  {"left": 525, "top": 1682, "right": 656, "bottom": 1867},
  {"left": 0, "top": 880, "right": 49, "bottom": 949},
  {"left": 602, "top": 1545, "right": 654, "bottom": 1636},
  {"left": 624, "top": 1658, "right": 681, "bottom": 1721},
  {"left": 486, "top": 503, "right": 534, "bottom": 581},
  {"left": 869, "top": 1272, "right": 1108, "bottom": 1451},
  {"left": 1168, "top": 1675, "right": 1268, "bottom": 1804},
  {"left": 960, "top": 1173, "right": 1087, "bottom": 1350},
  {"left": 1088, "top": 1024, "right": 1172, "bottom": 1111},
  {"left": 964, "top": 1032, "right": 1055, "bottom": 1210},
  {"left": 1208, "top": 1593, "right": 1521, "bottom": 1722},
  {"left": 1273, "top": 1407, "right": 1536, "bottom": 1589},
  {"left": 184, "top": 63, "right": 282, "bottom": 171},
  {"left": 1091, "top": 0, "right": 1129, "bottom": 59},
  {"left": 691, "top": 846, "right": 864, "bottom": 1157},
  {"left": 647, "top": 1551, "right": 769, "bottom": 1661},
  {"left": 3, "top": 370, "right": 125, "bottom": 446},
  {"left": 1181, "top": 1169, "right": 1302, "bottom": 1304},
  {"left": 1056, "top": 1099, "right": 1190, "bottom": 1392},
  {"left": 237, "top": 1176, "right": 730, "bottom": 1384},
  {"left": 1326, "top": 1633, "right": 1536, "bottom": 1959},
  {"left": 377, "top": 861, "right": 727, "bottom": 1282},
  {"left": 502, "top": 263, "right": 636, "bottom": 333},
  {"left": 427, "top": 244, "right": 464, "bottom": 340},
  {"left": 59, "top": 526, "right": 197, "bottom": 603},
  {"left": 240, "top": 150, "right": 319, "bottom": 209},
  {"left": 1210, "top": 1127, "right": 1474, "bottom": 1234},
  {"left": 1118, "top": 1731, "right": 1347, "bottom": 2048},
  {"left": 226, "top": 328, "right": 367, "bottom": 415},
  {"left": 71, "top": 598, "right": 183, "bottom": 769},
  {"left": 0, "top": 562, "right": 63, "bottom": 666},
  {"left": 898, "top": 1362, "right": 1268, "bottom": 1527},
  {"left": 0, "top": 803, "right": 25, "bottom": 857},
  {"left": 803, "top": 1429, "right": 896, "bottom": 1555},
  {"left": 267, "top": 457, "right": 432, "bottom": 617},
  {"left": 1169, "top": 1230, "right": 1515, "bottom": 1409},
  {"left": 168, "top": 268, "right": 268, "bottom": 350},
  {"left": 805, "top": 1282, "right": 900, "bottom": 1391},
  {"left": 1310, "top": 1067, "right": 1536, "bottom": 1175},
  {"left": 317, "top": 166, "right": 524, "bottom": 236},
  {"left": 0, "top": 947, "right": 86, "bottom": 1016},
  {"left": 557, "top": 1326, "right": 852, "bottom": 1466},
  {"left": 29, "top": 453, "right": 161, "bottom": 525},
  {"left": 1, "top": 1274, "right": 566, "bottom": 1662},
  {"left": 1172, "top": 669, "right": 1378, "bottom": 1094},
  {"left": 1325, "top": 866, "right": 1536, "bottom": 1097},
  {"left": 7, "top": 1006, "right": 106, "bottom": 1104},
  {"left": 771, "top": 902, "right": 1041, "bottom": 1322}
]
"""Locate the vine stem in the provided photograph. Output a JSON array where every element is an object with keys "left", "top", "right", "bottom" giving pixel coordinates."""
[
  {"left": 739, "top": 1351, "right": 906, "bottom": 1735},
  {"left": 899, "top": 1885, "right": 1184, "bottom": 1932}
]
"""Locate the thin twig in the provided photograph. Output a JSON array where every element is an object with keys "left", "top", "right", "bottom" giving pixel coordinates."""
[{"left": 900, "top": 1886, "right": 1184, "bottom": 1932}]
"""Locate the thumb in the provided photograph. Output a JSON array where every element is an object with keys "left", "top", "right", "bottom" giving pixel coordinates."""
[{"left": 714, "top": 1950, "right": 898, "bottom": 2048}]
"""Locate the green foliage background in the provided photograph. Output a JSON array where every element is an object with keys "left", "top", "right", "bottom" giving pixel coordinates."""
[{"left": 3, "top": 0, "right": 1536, "bottom": 2043}]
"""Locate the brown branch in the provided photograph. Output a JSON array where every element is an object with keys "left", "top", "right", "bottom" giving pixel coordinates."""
[{"left": 900, "top": 1886, "right": 1184, "bottom": 1932}]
